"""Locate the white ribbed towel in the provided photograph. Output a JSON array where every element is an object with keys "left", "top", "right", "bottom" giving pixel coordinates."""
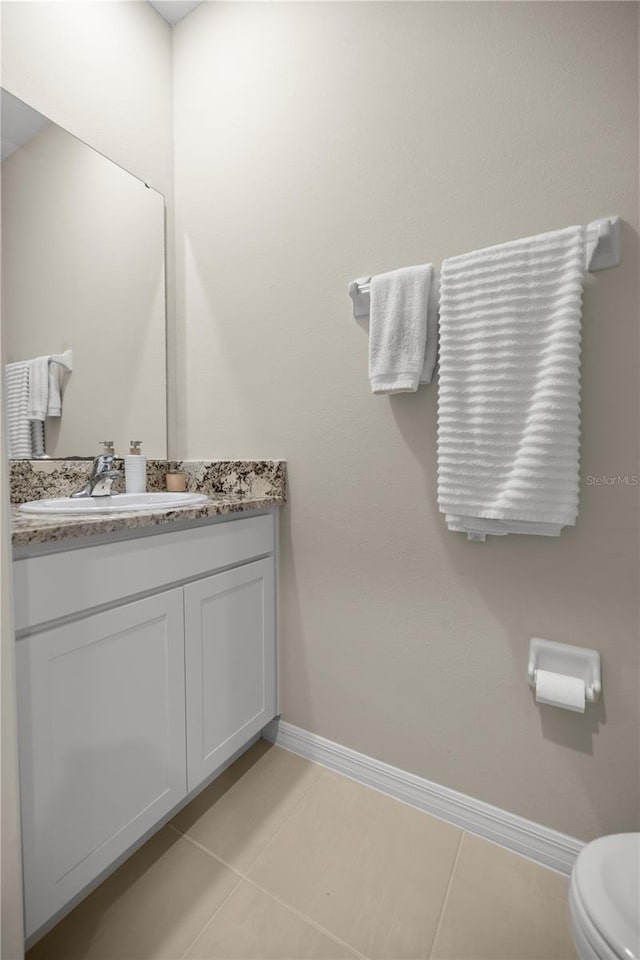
[
  {"left": 437, "top": 225, "right": 585, "bottom": 540},
  {"left": 5, "top": 362, "right": 33, "bottom": 458}
]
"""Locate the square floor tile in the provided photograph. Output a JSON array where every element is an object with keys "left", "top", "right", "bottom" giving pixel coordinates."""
[
  {"left": 170, "top": 741, "right": 323, "bottom": 873},
  {"left": 185, "top": 880, "right": 359, "bottom": 958},
  {"left": 430, "top": 832, "right": 577, "bottom": 959},
  {"left": 27, "top": 827, "right": 240, "bottom": 960},
  {"left": 249, "top": 770, "right": 462, "bottom": 959}
]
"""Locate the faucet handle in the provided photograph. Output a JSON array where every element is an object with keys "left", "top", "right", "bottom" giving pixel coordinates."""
[
  {"left": 72, "top": 454, "right": 120, "bottom": 498},
  {"left": 100, "top": 441, "right": 115, "bottom": 456}
]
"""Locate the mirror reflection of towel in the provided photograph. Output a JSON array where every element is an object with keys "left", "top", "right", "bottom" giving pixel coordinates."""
[
  {"left": 5, "top": 355, "right": 64, "bottom": 458},
  {"left": 31, "top": 421, "right": 45, "bottom": 457},
  {"left": 27, "top": 356, "right": 61, "bottom": 420},
  {"left": 26, "top": 356, "right": 62, "bottom": 456},
  {"left": 5, "top": 361, "right": 32, "bottom": 458},
  {"left": 47, "top": 362, "right": 62, "bottom": 417}
]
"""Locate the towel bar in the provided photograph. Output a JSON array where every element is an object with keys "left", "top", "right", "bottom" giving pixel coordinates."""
[
  {"left": 585, "top": 216, "right": 620, "bottom": 271},
  {"left": 351, "top": 216, "right": 620, "bottom": 295},
  {"left": 50, "top": 349, "right": 73, "bottom": 373}
]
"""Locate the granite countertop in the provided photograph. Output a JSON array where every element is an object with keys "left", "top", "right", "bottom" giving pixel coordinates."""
[
  {"left": 11, "top": 493, "right": 284, "bottom": 548},
  {"left": 10, "top": 460, "right": 287, "bottom": 549}
]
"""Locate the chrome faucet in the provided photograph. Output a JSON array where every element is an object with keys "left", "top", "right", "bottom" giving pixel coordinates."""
[{"left": 71, "top": 455, "right": 120, "bottom": 498}]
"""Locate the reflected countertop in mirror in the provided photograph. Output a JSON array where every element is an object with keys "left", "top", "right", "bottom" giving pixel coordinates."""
[{"left": 1, "top": 89, "right": 167, "bottom": 460}]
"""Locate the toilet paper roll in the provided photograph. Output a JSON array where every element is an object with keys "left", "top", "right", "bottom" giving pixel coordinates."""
[{"left": 535, "top": 669, "right": 586, "bottom": 713}]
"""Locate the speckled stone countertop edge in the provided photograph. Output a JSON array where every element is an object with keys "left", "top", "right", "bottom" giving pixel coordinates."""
[
  {"left": 11, "top": 494, "right": 284, "bottom": 549},
  {"left": 10, "top": 459, "right": 288, "bottom": 505},
  {"left": 10, "top": 459, "right": 288, "bottom": 549}
]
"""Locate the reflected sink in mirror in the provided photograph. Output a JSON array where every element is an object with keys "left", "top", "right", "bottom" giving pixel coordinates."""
[{"left": 19, "top": 492, "right": 209, "bottom": 515}]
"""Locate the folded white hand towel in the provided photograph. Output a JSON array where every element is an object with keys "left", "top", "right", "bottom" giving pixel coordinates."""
[
  {"left": 47, "top": 361, "right": 62, "bottom": 417},
  {"left": 369, "top": 264, "right": 433, "bottom": 394},
  {"left": 31, "top": 421, "right": 45, "bottom": 457},
  {"left": 26, "top": 355, "right": 62, "bottom": 423},
  {"left": 421, "top": 270, "right": 439, "bottom": 385},
  {"left": 437, "top": 225, "right": 585, "bottom": 540},
  {"left": 26, "top": 356, "right": 50, "bottom": 421},
  {"left": 348, "top": 268, "right": 438, "bottom": 389}
]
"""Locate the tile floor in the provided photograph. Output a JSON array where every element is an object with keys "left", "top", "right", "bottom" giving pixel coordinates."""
[{"left": 27, "top": 740, "right": 578, "bottom": 960}]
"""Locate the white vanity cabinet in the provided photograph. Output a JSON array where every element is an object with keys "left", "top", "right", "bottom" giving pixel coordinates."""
[
  {"left": 16, "top": 590, "right": 187, "bottom": 937},
  {"left": 185, "top": 558, "right": 275, "bottom": 791},
  {"left": 13, "top": 511, "right": 278, "bottom": 941}
]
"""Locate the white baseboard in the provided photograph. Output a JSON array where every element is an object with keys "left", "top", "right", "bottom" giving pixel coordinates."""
[{"left": 263, "top": 718, "right": 583, "bottom": 876}]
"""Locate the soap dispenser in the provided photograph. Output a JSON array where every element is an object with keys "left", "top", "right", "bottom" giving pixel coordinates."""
[{"left": 124, "top": 441, "right": 146, "bottom": 494}]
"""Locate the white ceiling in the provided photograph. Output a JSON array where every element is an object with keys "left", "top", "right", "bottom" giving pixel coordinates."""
[{"left": 149, "top": 1, "right": 202, "bottom": 26}]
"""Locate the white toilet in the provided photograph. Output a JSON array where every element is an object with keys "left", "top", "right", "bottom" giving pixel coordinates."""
[{"left": 569, "top": 833, "right": 639, "bottom": 960}]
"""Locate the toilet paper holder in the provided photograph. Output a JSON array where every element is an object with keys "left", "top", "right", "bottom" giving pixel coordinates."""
[{"left": 527, "top": 638, "right": 602, "bottom": 704}]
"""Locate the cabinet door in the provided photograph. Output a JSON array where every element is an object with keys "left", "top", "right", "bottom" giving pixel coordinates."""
[
  {"left": 185, "top": 558, "right": 276, "bottom": 792},
  {"left": 17, "top": 590, "right": 187, "bottom": 938}
]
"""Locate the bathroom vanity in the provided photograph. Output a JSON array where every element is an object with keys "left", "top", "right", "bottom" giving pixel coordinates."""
[{"left": 11, "top": 462, "right": 284, "bottom": 942}]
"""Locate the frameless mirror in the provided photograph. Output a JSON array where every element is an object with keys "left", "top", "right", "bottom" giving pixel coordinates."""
[{"left": 1, "top": 89, "right": 167, "bottom": 459}]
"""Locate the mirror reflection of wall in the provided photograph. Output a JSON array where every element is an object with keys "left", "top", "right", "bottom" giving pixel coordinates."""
[{"left": 1, "top": 90, "right": 167, "bottom": 459}]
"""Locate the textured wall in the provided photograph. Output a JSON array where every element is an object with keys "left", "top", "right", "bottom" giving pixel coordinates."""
[{"left": 173, "top": 1, "right": 639, "bottom": 840}]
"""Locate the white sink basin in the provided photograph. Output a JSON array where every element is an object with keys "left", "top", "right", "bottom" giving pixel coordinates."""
[{"left": 19, "top": 492, "right": 209, "bottom": 515}]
